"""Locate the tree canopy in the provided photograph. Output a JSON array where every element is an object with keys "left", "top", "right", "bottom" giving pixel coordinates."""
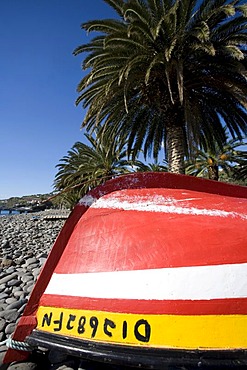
[
  {"left": 74, "top": 0, "right": 247, "bottom": 173},
  {"left": 185, "top": 135, "right": 247, "bottom": 181},
  {"left": 54, "top": 127, "right": 137, "bottom": 207}
]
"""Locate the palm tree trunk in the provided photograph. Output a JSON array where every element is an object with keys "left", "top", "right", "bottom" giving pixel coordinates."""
[{"left": 166, "top": 124, "right": 185, "bottom": 174}]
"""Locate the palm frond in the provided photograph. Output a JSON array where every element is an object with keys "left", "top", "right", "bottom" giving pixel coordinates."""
[{"left": 74, "top": 0, "right": 247, "bottom": 173}]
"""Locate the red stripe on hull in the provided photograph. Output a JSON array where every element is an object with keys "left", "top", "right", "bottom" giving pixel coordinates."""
[{"left": 40, "top": 294, "right": 247, "bottom": 315}]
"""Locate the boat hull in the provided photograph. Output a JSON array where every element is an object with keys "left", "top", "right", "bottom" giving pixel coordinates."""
[{"left": 4, "top": 173, "right": 247, "bottom": 367}]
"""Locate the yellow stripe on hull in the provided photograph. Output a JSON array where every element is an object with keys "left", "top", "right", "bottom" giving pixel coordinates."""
[{"left": 36, "top": 306, "right": 247, "bottom": 350}]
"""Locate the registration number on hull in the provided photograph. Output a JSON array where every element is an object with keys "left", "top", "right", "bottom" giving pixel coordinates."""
[
  {"left": 37, "top": 306, "right": 151, "bottom": 345},
  {"left": 36, "top": 305, "right": 247, "bottom": 349}
]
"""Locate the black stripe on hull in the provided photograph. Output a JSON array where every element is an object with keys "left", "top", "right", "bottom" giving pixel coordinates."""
[{"left": 27, "top": 330, "right": 247, "bottom": 369}]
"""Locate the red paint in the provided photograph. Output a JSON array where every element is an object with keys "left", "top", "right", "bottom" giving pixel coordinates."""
[
  {"left": 54, "top": 189, "right": 246, "bottom": 274},
  {"left": 40, "top": 295, "right": 247, "bottom": 315},
  {"left": 4, "top": 173, "right": 247, "bottom": 363}
]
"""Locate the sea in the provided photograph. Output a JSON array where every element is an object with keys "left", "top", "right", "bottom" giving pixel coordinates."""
[{"left": 0, "top": 210, "right": 21, "bottom": 216}]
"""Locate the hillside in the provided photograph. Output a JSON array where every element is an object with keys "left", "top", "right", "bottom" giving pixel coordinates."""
[{"left": 0, "top": 193, "right": 54, "bottom": 209}]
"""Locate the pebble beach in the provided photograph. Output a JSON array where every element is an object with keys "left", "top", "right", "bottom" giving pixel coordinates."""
[
  {"left": 0, "top": 213, "right": 128, "bottom": 370},
  {"left": 0, "top": 212, "right": 70, "bottom": 370}
]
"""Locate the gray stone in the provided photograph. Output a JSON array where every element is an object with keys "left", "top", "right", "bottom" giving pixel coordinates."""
[
  {"left": 4, "top": 288, "right": 12, "bottom": 295},
  {"left": 0, "top": 303, "right": 7, "bottom": 311},
  {"left": 5, "top": 322, "right": 16, "bottom": 335},
  {"left": 21, "top": 275, "right": 34, "bottom": 283},
  {"left": 0, "top": 273, "right": 9, "bottom": 280},
  {"left": 15, "top": 258, "right": 25, "bottom": 265},
  {"left": 0, "top": 293, "right": 8, "bottom": 300},
  {"left": 13, "top": 290, "right": 25, "bottom": 298},
  {"left": 1, "top": 240, "right": 9, "bottom": 247},
  {"left": 37, "top": 252, "right": 48, "bottom": 259},
  {"left": 5, "top": 266, "right": 16, "bottom": 274},
  {"left": 7, "top": 362, "right": 37, "bottom": 370},
  {"left": 5, "top": 297, "right": 17, "bottom": 304},
  {"left": 0, "top": 318, "right": 6, "bottom": 331},
  {"left": 24, "top": 285, "right": 33, "bottom": 293},
  {"left": 25, "top": 257, "right": 37, "bottom": 265},
  {"left": 7, "top": 279, "right": 22, "bottom": 287},
  {"left": 0, "top": 309, "right": 20, "bottom": 322},
  {"left": 52, "top": 366, "right": 75, "bottom": 370},
  {"left": 12, "top": 286, "right": 22, "bottom": 293},
  {"left": 31, "top": 268, "right": 40, "bottom": 277},
  {"left": 15, "top": 271, "right": 25, "bottom": 278},
  {"left": 38, "top": 257, "right": 47, "bottom": 266},
  {"left": 13, "top": 250, "right": 22, "bottom": 257},
  {"left": 6, "top": 298, "right": 27, "bottom": 310},
  {"left": 0, "top": 273, "right": 17, "bottom": 285},
  {"left": 0, "top": 331, "right": 4, "bottom": 341},
  {"left": 0, "top": 284, "right": 6, "bottom": 293}
]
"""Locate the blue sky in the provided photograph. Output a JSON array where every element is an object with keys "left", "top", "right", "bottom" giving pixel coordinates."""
[{"left": 0, "top": 0, "right": 114, "bottom": 199}]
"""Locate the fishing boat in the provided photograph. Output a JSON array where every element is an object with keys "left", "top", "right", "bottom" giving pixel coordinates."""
[{"left": 4, "top": 173, "right": 247, "bottom": 368}]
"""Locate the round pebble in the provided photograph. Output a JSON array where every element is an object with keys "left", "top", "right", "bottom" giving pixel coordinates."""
[
  {"left": 0, "top": 318, "right": 6, "bottom": 331},
  {"left": 7, "top": 362, "right": 37, "bottom": 370},
  {"left": 4, "top": 323, "right": 16, "bottom": 335}
]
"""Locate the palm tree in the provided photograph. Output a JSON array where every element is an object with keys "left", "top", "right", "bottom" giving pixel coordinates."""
[
  {"left": 74, "top": 0, "right": 247, "bottom": 174},
  {"left": 185, "top": 137, "right": 247, "bottom": 182},
  {"left": 54, "top": 127, "right": 135, "bottom": 207},
  {"left": 234, "top": 164, "right": 247, "bottom": 183},
  {"left": 232, "top": 149, "right": 247, "bottom": 183},
  {"left": 135, "top": 160, "right": 168, "bottom": 172},
  {"left": 51, "top": 190, "right": 82, "bottom": 210}
]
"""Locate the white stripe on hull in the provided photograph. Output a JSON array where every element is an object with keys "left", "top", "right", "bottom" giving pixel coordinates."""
[
  {"left": 44, "top": 263, "right": 247, "bottom": 301},
  {"left": 88, "top": 195, "right": 246, "bottom": 219}
]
